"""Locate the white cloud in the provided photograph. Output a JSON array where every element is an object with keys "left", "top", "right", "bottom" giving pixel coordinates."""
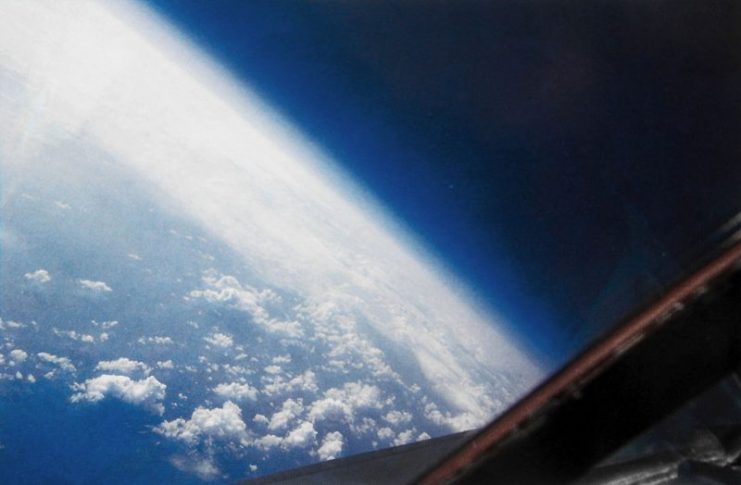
[
  {"left": 204, "top": 332, "right": 233, "bottom": 348},
  {"left": 253, "top": 414, "right": 269, "bottom": 426},
  {"left": 383, "top": 410, "right": 412, "bottom": 427},
  {"left": 272, "top": 354, "right": 291, "bottom": 364},
  {"left": 267, "top": 398, "right": 303, "bottom": 431},
  {"left": 95, "top": 358, "right": 151, "bottom": 375},
  {"left": 0, "top": 319, "right": 25, "bottom": 330},
  {"left": 170, "top": 455, "right": 220, "bottom": 481},
  {"left": 24, "top": 269, "right": 50, "bottom": 283},
  {"left": 155, "top": 401, "right": 248, "bottom": 445},
  {"left": 222, "top": 364, "right": 249, "bottom": 376},
  {"left": 138, "top": 336, "right": 174, "bottom": 345},
  {"left": 393, "top": 429, "right": 416, "bottom": 447},
  {"left": 282, "top": 421, "right": 316, "bottom": 449},
  {"left": 307, "top": 382, "right": 382, "bottom": 423},
  {"left": 423, "top": 401, "right": 481, "bottom": 432},
  {"left": 213, "top": 382, "right": 258, "bottom": 402},
  {"left": 305, "top": 397, "right": 346, "bottom": 423},
  {"left": 262, "top": 370, "right": 318, "bottom": 396},
  {"left": 9, "top": 349, "right": 28, "bottom": 364},
  {"left": 189, "top": 273, "right": 303, "bottom": 339},
  {"left": 53, "top": 329, "right": 96, "bottom": 343},
  {"left": 264, "top": 365, "right": 281, "bottom": 375},
  {"left": 157, "top": 360, "right": 174, "bottom": 369},
  {"left": 254, "top": 434, "right": 282, "bottom": 450},
  {"left": 54, "top": 201, "right": 70, "bottom": 210},
  {"left": 93, "top": 320, "right": 119, "bottom": 329},
  {"left": 79, "top": 279, "right": 112, "bottom": 292},
  {"left": 71, "top": 374, "right": 166, "bottom": 414},
  {"left": 377, "top": 427, "right": 394, "bottom": 441},
  {"left": 351, "top": 417, "right": 378, "bottom": 435},
  {"left": 317, "top": 431, "right": 344, "bottom": 461},
  {"left": 298, "top": 300, "right": 398, "bottom": 381},
  {"left": 252, "top": 420, "right": 319, "bottom": 451},
  {"left": 37, "top": 352, "right": 76, "bottom": 372}
]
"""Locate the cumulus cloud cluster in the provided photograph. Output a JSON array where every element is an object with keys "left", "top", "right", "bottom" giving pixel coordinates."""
[
  {"left": 6, "top": 258, "right": 512, "bottom": 481},
  {"left": 254, "top": 421, "right": 318, "bottom": 451},
  {"left": 71, "top": 374, "right": 166, "bottom": 414},
  {"left": 155, "top": 394, "right": 352, "bottom": 458},
  {"left": 122, "top": 217, "right": 532, "bottom": 478},
  {"left": 307, "top": 382, "right": 383, "bottom": 424},
  {"left": 295, "top": 299, "right": 397, "bottom": 380},
  {"left": 204, "top": 332, "right": 233, "bottom": 348},
  {"left": 261, "top": 369, "right": 318, "bottom": 396},
  {"left": 155, "top": 401, "right": 248, "bottom": 445},
  {"left": 153, "top": 378, "right": 385, "bottom": 461},
  {"left": 383, "top": 410, "right": 413, "bottom": 426},
  {"left": 189, "top": 272, "right": 303, "bottom": 338}
]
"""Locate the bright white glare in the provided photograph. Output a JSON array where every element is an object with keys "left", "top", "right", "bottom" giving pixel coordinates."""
[{"left": 0, "top": 0, "right": 541, "bottom": 425}]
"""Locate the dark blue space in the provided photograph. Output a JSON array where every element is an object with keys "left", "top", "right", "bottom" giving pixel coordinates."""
[{"left": 143, "top": 0, "right": 741, "bottom": 365}]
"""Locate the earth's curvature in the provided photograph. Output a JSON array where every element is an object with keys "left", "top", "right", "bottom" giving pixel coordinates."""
[{"left": 0, "top": 1, "right": 542, "bottom": 482}]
